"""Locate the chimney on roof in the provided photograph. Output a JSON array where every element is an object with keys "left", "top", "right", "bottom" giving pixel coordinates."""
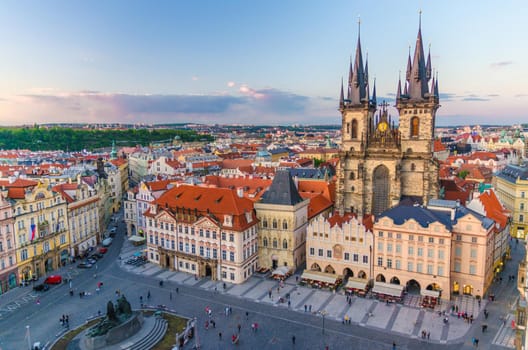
[{"left": 236, "top": 187, "right": 244, "bottom": 198}]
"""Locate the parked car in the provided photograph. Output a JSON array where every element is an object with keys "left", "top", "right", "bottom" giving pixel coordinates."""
[
  {"left": 102, "top": 238, "right": 113, "bottom": 247},
  {"left": 98, "top": 247, "right": 108, "bottom": 254},
  {"left": 44, "top": 275, "right": 62, "bottom": 284},
  {"left": 109, "top": 227, "right": 117, "bottom": 237},
  {"left": 86, "top": 258, "right": 97, "bottom": 265},
  {"left": 77, "top": 262, "right": 93, "bottom": 269},
  {"left": 33, "top": 283, "right": 50, "bottom": 292},
  {"left": 89, "top": 253, "right": 104, "bottom": 260}
]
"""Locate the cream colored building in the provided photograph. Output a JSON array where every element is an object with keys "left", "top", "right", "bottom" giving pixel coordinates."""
[
  {"left": 144, "top": 185, "right": 258, "bottom": 284},
  {"left": 306, "top": 212, "right": 373, "bottom": 279},
  {"left": 255, "top": 171, "right": 309, "bottom": 270},
  {"left": 54, "top": 182, "right": 100, "bottom": 258},
  {"left": 494, "top": 164, "right": 528, "bottom": 239}
]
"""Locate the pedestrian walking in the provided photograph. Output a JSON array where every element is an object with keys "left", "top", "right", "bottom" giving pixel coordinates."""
[
  {"left": 140, "top": 296, "right": 143, "bottom": 304},
  {"left": 219, "top": 332, "right": 222, "bottom": 340},
  {"left": 36, "top": 298, "right": 40, "bottom": 305},
  {"left": 427, "top": 331, "right": 430, "bottom": 340},
  {"left": 304, "top": 304, "right": 307, "bottom": 312},
  {"left": 245, "top": 311, "right": 249, "bottom": 320},
  {"left": 292, "top": 335, "right": 296, "bottom": 345},
  {"left": 392, "top": 341, "right": 396, "bottom": 350},
  {"left": 309, "top": 305, "right": 312, "bottom": 312},
  {"left": 147, "top": 290, "right": 151, "bottom": 300},
  {"left": 176, "top": 287, "right": 179, "bottom": 294},
  {"left": 211, "top": 320, "right": 216, "bottom": 328},
  {"left": 237, "top": 324, "right": 241, "bottom": 333},
  {"left": 288, "top": 300, "right": 291, "bottom": 308},
  {"left": 229, "top": 306, "right": 232, "bottom": 314}
]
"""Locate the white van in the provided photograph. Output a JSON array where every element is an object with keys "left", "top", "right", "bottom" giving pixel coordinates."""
[{"left": 102, "top": 238, "right": 113, "bottom": 247}]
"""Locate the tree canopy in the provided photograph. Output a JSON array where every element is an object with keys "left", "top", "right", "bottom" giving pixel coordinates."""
[{"left": 0, "top": 127, "right": 213, "bottom": 151}]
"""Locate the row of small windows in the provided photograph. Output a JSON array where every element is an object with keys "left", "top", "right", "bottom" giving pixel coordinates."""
[
  {"left": 262, "top": 237, "right": 288, "bottom": 249},
  {"left": 262, "top": 219, "right": 288, "bottom": 230},
  {"left": 377, "top": 232, "right": 445, "bottom": 244},
  {"left": 377, "top": 257, "right": 446, "bottom": 276},
  {"left": 309, "top": 248, "right": 369, "bottom": 263}
]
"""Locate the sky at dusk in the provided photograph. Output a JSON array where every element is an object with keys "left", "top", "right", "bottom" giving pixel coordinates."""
[{"left": 0, "top": 1, "right": 526, "bottom": 126}]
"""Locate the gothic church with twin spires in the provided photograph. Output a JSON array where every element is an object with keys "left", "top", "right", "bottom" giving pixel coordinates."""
[{"left": 336, "top": 18, "right": 440, "bottom": 217}]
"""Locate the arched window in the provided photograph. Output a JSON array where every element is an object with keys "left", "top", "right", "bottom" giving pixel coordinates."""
[
  {"left": 272, "top": 219, "right": 277, "bottom": 229},
  {"left": 351, "top": 119, "right": 358, "bottom": 139},
  {"left": 263, "top": 237, "right": 268, "bottom": 247},
  {"left": 262, "top": 219, "right": 268, "bottom": 228},
  {"left": 349, "top": 171, "right": 355, "bottom": 180},
  {"left": 273, "top": 238, "right": 278, "bottom": 248},
  {"left": 282, "top": 221, "right": 288, "bottom": 230},
  {"left": 283, "top": 239, "right": 288, "bottom": 249},
  {"left": 411, "top": 117, "right": 419, "bottom": 137}
]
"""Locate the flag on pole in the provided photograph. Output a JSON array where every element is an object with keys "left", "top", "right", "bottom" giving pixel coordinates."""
[{"left": 30, "top": 224, "right": 36, "bottom": 241}]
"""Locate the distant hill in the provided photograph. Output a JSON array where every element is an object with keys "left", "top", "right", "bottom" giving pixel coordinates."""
[{"left": 0, "top": 126, "right": 212, "bottom": 151}]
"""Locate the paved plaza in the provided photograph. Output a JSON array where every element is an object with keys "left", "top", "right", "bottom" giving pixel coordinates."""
[{"left": 120, "top": 236, "right": 523, "bottom": 349}]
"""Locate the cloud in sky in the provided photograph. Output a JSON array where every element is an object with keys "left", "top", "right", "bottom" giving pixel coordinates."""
[
  {"left": 490, "top": 61, "right": 514, "bottom": 68},
  {"left": 191, "top": 76, "right": 199, "bottom": 81},
  {"left": 227, "top": 81, "right": 236, "bottom": 88},
  {"left": 0, "top": 86, "right": 320, "bottom": 125}
]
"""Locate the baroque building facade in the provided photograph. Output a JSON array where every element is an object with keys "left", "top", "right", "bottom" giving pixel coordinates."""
[{"left": 336, "top": 20, "right": 439, "bottom": 216}]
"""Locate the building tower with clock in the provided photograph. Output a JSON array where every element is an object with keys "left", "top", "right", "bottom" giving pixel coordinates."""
[{"left": 336, "top": 17, "right": 440, "bottom": 216}]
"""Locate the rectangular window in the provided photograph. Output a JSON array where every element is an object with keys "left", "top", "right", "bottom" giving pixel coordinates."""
[
  {"left": 387, "top": 232, "right": 392, "bottom": 238},
  {"left": 199, "top": 246, "right": 204, "bottom": 256},
  {"left": 377, "top": 242, "right": 383, "bottom": 252},
  {"left": 230, "top": 252, "right": 235, "bottom": 261},
  {"left": 438, "top": 250, "right": 444, "bottom": 260},
  {"left": 327, "top": 250, "right": 332, "bottom": 258},
  {"left": 378, "top": 231, "right": 383, "bottom": 237},
  {"left": 470, "top": 249, "right": 477, "bottom": 259},
  {"left": 230, "top": 273, "right": 235, "bottom": 281},
  {"left": 377, "top": 257, "right": 383, "bottom": 266},
  {"left": 396, "top": 233, "right": 401, "bottom": 240},
  {"left": 418, "top": 236, "right": 424, "bottom": 242},
  {"left": 417, "top": 248, "right": 423, "bottom": 257},
  {"left": 427, "top": 248, "right": 433, "bottom": 258},
  {"left": 408, "top": 235, "right": 414, "bottom": 241},
  {"left": 408, "top": 246, "right": 414, "bottom": 255},
  {"left": 469, "top": 265, "right": 476, "bottom": 275},
  {"left": 456, "top": 235, "right": 462, "bottom": 241},
  {"left": 310, "top": 247, "right": 315, "bottom": 256},
  {"left": 362, "top": 255, "right": 368, "bottom": 264},
  {"left": 344, "top": 252, "right": 350, "bottom": 261},
  {"left": 229, "top": 234, "right": 234, "bottom": 242},
  {"left": 407, "top": 262, "right": 413, "bottom": 272},
  {"left": 454, "top": 261, "right": 461, "bottom": 272},
  {"left": 395, "top": 260, "right": 401, "bottom": 269},
  {"left": 222, "top": 232, "right": 226, "bottom": 240},
  {"left": 213, "top": 249, "right": 218, "bottom": 259},
  {"left": 471, "top": 237, "right": 477, "bottom": 243},
  {"left": 427, "top": 264, "right": 433, "bottom": 274},
  {"left": 416, "top": 263, "right": 423, "bottom": 273},
  {"left": 395, "top": 244, "right": 401, "bottom": 253},
  {"left": 191, "top": 244, "right": 196, "bottom": 254},
  {"left": 353, "top": 254, "right": 359, "bottom": 262},
  {"left": 455, "top": 246, "right": 462, "bottom": 257},
  {"left": 437, "top": 266, "right": 444, "bottom": 276},
  {"left": 439, "top": 238, "right": 445, "bottom": 245},
  {"left": 222, "top": 250, "right": 226, "bottom": 260},
  {"left": 199, "top": 229, "right": 203, "bottom": 237},
  {"left": 387, "top": 259, "right": 392, "bottom": 268},
  {"left": 179, "top": 242, "right": 183, "bottom": 251},
  {"left": 318, "top": 249, "right": 323, "bottom": 257},
  {"left": 428, "top": 237, "right": 434, "bottom": 243},
  {"left": 387, "top": 243, "right": 393, "bottom": 253}
]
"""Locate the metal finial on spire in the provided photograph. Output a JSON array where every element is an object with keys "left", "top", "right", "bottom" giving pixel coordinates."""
[
  {"left": 358, "top": 15, "right": 361, "bottom": 38},
  {"left": 419, "top": 9, "right": 422, "bottom": 30}
]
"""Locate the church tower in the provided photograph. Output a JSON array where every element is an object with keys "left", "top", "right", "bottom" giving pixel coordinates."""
[
  {"left": 395, "top": 13, "right": 440, "bottom": 205},
  {"left": 337, "top": 14, "right": 440, "bottom": 217},
  {"left": 336, "top": 21, "right": 377, "bottom": 215}
]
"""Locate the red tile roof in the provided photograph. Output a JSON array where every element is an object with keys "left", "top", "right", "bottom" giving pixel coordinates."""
[{"left": 479, "top": 189, "right": 509, "bottom": 230}]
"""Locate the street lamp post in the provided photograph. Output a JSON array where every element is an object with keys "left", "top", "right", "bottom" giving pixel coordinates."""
[
  {"left": 26, "top": 325, "right": 31, "bottom": 350},
  {"left": 319, "top": 310, "right": 328, "bottom": 334}
]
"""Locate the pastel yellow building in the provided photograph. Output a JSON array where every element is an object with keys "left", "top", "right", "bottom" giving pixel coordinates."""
[
  {"left": 494, "top": 164, "right": 528, "bottom": 239},
  {"left": 4, "top": 180, "right": 70, "bottom": 281}
]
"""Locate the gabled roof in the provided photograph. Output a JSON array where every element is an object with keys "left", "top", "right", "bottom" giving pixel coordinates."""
[
  {"left": 478, "top": 189, "right": 509, "bottom": 229},
  {"left": 260, "top": 170, "right": 304, "bottom": 206}
]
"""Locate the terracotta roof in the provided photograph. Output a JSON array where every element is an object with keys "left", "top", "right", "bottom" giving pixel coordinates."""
[
  {"left": 307, "top": 194, "right": 333, "bottom": 219},
  {"left": 433, "top": 140, "right": 447, "bottom": 152},
  {"left": 0, "top": 178, "right": 39, "bottom": 188},
  {"left": 146, "top": 179, "right": 173, "bottom": 192},
  {"left": 152, "top": 185, "right": 256, "bottom": 231},
  {"left": 479, "top": 189, "right": 509, "bottom": 230},
  {"left": 221, "top": 159, "right": 253, "bottom": 169},
  {"left": 7, "top": 188, "right": 26, "bottom": 199},
  {"left": 327, "top": 211, "right": 373, "bottom": 232},
  {"left": 297, "top": 179, "right": 336, "bottom": 203}
]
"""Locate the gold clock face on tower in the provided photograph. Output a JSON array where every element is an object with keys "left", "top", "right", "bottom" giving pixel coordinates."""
[{"left": 378, "top": 122, "right": 388, "bottom": 132}]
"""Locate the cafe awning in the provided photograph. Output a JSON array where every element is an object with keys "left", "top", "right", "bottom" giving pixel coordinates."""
[
  {"left": 420, "top": 289, "right": 440, "bottom": 298},
  {"left": 272, "top": 266, "right": 291, "bottom": 276},
  {"left": 372, "top": 282, "right": 404, "bottom": 297},
  {"left": 129, "top": 235, "right": 146, "bottom": 243},
  {"left": 301, "top": 270, "right": 342, "bottom": 285},
  {"left": 345, "top": 278, "right": 367, "bottom": 291}
]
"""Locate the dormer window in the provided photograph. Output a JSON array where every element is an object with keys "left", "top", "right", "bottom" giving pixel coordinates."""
[
  {"left": 245, "top": 212, "right": 252, "bottom": 223},
  {"left": 223, "top": 215, "right": 233, "bottom": 227}
]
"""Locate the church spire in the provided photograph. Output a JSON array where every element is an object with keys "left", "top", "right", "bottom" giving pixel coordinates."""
[
  {"left": 426, "top": 44, "right": 432, "bottom": 80},
  {"left": 372, "top": 78, "right": 377, "bottom": 104},
  {"left": 407, "top": 10, "right": 430, "bottom": 100},
  {"left": 348, "top": 16, "right": 368, "bottom": 105},
  {"left": 405, "top": 46, "right": 412, "bottom": 81}
]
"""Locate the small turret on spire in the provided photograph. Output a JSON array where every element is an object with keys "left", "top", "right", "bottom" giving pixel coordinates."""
[
  {"left": 426, "top": 45, "right": 432, "bottom": 80},
  {"left": 396, "top": 71, "right": 402, "bottom": 100},
  {"left": 434, "top": 71, "right": 439, "bottom": 97},
  {"left": 364, "top": 50, "right": 369, "bottom": 83},
  {"left": 372, "top": 78, "right": 377, "bottom": 104},
  {"left": 406, "top": 46, "right": 412, "bottom": 81},
  {"left": 339, "top": 78, "right": 345, "bottom": 108}
]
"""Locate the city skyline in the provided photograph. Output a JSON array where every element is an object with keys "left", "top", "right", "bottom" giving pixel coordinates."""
[{"left": 0, "top": 1, "right": 526, "bottom": 126}]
